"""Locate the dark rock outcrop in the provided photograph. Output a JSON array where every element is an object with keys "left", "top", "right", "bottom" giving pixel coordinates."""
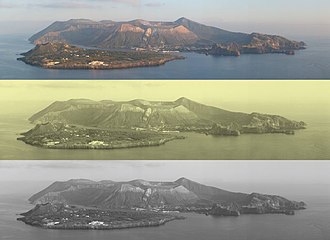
[
  {"left": 210, "top": 203, "right": 240, "bottom": 216},
  {"left": 209, "top": 43, "right": 241, "bottom": 56}
]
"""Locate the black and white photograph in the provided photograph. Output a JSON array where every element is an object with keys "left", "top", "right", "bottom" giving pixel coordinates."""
[{"left": 0, "top": 160, "right": 330, "bottom": 240}]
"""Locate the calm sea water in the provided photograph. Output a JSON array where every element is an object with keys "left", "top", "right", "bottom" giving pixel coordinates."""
[
  {"left": 0, "top": 113, "right": 329, "bottom": 160},
  {"left": 1, "top": 34, "right": 330, "bottom": 79},
  {"left": 0, "top": 184, "right": 329, "bottom": 240}
]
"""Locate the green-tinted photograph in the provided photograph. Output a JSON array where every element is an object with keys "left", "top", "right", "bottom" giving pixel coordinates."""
[{"left": 0, "top": 80, "right": 329, "bottom": 160}]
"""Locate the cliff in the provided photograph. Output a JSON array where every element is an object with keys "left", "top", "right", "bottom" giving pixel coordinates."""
[
  {"left": 27, "top": 97, "right": 306, "bottom": 135},
  {"left": 28, "top": 18, "right": 305, "bottom": 55},
  {"left": 28, "top": 178, "right": 306, "bottom": 214},
  {"left": 18, "top": 98, "right": 306, "bottom": 149}
]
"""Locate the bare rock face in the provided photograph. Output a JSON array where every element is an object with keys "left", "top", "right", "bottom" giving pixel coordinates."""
[
  {"left": 18, "top": 98, "right": 306, "bottom": 149},
  {"left": 27, "top": 98, "right": 306, "bottom": 132},
  {"left": 29, "top": 18, "right": 305, "bottom": 53},
  {"left": 28, "top": 178, "right": 306, "bottom": 214},
  {"left": 209, "top": 43, "right": 241, "bottom": 56}
]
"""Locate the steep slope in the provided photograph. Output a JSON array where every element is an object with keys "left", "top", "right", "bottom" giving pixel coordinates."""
[
  {"left": 28, "top": 98, "right": 306, "bottom": 132},
  {"left": 175, "top": 17, "right": 251, "bottom": 44},
  {"left": 29, "top": 179, "right": 200, "bottom": 208},
  {"left": 29, "top": 18, "right": 305, "bottom": 52},
  {"left": 28, "top": 178, "right": 306, "bottom": 212},
  {"left": 175, "top": 177, "right": 247, "bottom": 204}
]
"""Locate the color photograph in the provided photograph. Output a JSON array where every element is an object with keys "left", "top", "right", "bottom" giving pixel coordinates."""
[{"left": 0, "top": 0, "right": 329, "bottom": 79}]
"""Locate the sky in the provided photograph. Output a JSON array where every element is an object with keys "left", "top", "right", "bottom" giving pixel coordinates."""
[
  {"left": 0, "top": 0, "right": 329, "bottom": 37},
  {"left": 0, "top": 80, "right": 330, "bottom": 123},
  {"left": 1, "top": 160, "right": 328, "bottom": 185},
  {"left": 0, "top": 160, "right": 329, "bottom": 198}
]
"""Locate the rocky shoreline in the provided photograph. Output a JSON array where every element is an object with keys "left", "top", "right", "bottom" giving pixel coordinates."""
[
  {"left": 18, "top": 215, "right": 184, "bottom": 230},
  {"left": 17, "top": 123, "right": 185, "bottom": 150},
  {"left": 18, "top": 179, "right": 307, "bottom": 231},
  {"left": 18, "top": 42, "right": 184, "bottom": 70},
  {"left": 17, "top": 203, "right": 185, "bottom": 230},
  {"left": 18, "top": 136, "right": 185, "bottom": 150}
]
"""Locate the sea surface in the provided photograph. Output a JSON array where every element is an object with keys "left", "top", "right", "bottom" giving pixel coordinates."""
[
  {"left": 1, "top": 34, "right": 330, "bottom": 79},
  {"left": 0, "top": 113, "right": 330, "bottom": 160},
  {"left": 0, "top": 182, "right": 329, "bottom": 240}
]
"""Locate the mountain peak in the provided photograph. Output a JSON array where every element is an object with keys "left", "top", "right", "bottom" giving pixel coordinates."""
[
  {"left": 29, "top": 17, "right": 305, "bottom": 53},
  {"left": 175, "top": 177, "right": 194, "bottom": 184},
  {"left": 27, "top": 178, "right": 306, "bottom": 214},
  {"left": 175, "top": 97, "right": 194, "bottom": 104},
  {"left": 67, "top": 179, "right": 96, "bottom": 184},
  {"left": 175, "top": 17, "right": 193, "bottom": 23},
  {"left": 67, "top": 19, "right": 97, "bottom": 24}
]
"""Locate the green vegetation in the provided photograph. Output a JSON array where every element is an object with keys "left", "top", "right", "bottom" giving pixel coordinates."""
[
  {"left": 28, "top": 18, "right": 306, "bottom": 56},
  {"left": 18, "top": 43, "right": 184, "bottom": 69}
]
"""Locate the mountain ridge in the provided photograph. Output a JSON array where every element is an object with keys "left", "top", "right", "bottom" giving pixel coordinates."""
[
  {"left": 18, "top": 98, "right": 306, "bottom": 150},
  {"left": 28, "top": 178, "right": 306, "bottom": 214},
  {"left": 29, "top": 17, "right": 305, "bottom": 54},
  {"left": 27, "top": 97, "right": 306, "bottom": 133}
]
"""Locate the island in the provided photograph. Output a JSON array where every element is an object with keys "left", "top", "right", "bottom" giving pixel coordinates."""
[
  {"left": 17, "top": 203, "right": 184, "bottom": 230},
  {"left": 17, "top": 178, "right": 306, "bottom": 230},
  {"left": 18, "top": 18, "right": 306, "bottom": 69},
  {"left": 18, "top": 43, "right": 184, "bottom": 70},
  {"left": 17, "top": 123, "right": 185, "bottom": 149},
  {"left": 18, "top": 98, "right": 306, "bottom": 149}
]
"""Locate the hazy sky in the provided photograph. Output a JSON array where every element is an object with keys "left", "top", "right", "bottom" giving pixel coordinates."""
[
  {"left": 0, "top": 160, "right": 329, "bottom": 198},
  {"left": 1, "top": 160, "right": 329, "bottom": 184},
  {"left": 0, "top": 80, "right": 330, "bottom": 122},
  {"left": 0, "top": 0, "right": 329, "bottom": 37}
]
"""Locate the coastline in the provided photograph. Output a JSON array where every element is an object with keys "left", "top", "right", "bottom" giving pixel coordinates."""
[
  {"left": 16, "top": 203, "right": 186, "bottom": 231},
  {"left": 18, "top": 135, "right": 185, "bottom": 150},
  {"left": 18, "top": 55, "right": 185, "bottom": 70},
  {"left": 17, "top": 42, "right": 185, "bottom": 70},
  {"left": 17, "top": 215, "right": 184, "bottom": 230}
]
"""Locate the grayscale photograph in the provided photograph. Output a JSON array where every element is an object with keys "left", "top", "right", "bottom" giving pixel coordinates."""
[{"left": 0, "top": 160, "right": 329, "bottom": 240}]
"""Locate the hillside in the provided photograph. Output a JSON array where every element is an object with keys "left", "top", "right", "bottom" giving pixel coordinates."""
[
  {"left": 18, "top": 42, "right": 184, "bottom": 69},
  {"left": 29, "top": 18, "right": 305, "bottom": 55},
  {"left": 29, "top": 178, "right": 306, "bottom": 213},
  {"left": 17, "top": 178, "right": 306, "bottom": 230},
  {"left": 28, "top": 97, "right": 306, "bottom": 133},
  {"left": 18, "top": 98, "right": 306, "bottom": 149}
]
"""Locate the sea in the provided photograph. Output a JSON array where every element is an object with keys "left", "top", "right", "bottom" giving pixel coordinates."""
[
  {"left": 1, "top": 34, "right": 330, "bottom": 240},
  {"left": 0, "top": 181, "right": 329, "bottom": 240},
  {"left": 0, "top": 113, "right": 330, "bottom": 160},
  {"left": 0, "top": 34, "right": 330, "bottom": 79}
]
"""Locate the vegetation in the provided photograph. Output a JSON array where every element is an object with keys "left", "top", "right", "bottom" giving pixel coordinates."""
[
  {"left": 18, "top": 43, "right": 184, "bottom": 69},
  {"left": 18, "top": 203, "right": 184, "bottom": 230},
  {"left": 18, "top": 123, "right": 185, "bottom": 149}
]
